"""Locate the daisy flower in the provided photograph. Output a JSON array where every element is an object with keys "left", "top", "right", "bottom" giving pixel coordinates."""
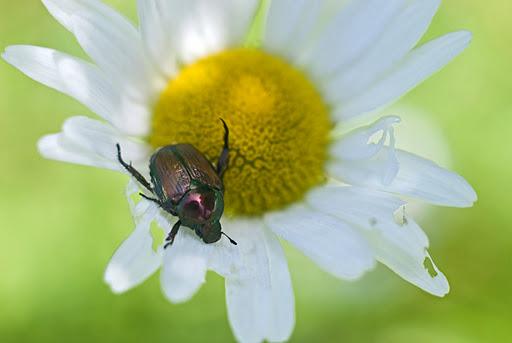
[{"left": 3, "top": 0, "right": 476, "bottom": 342}]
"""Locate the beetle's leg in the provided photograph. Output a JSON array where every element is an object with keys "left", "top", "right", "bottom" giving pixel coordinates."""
[
  {"left": 138, "top": 193, "right": 178, "bottom": 217},
  {"left": 216, "top": 118, "right": 230, "bottom": 180},
  {"left": 139, "top": 193, "right": 162, "bottom": 206},
  {"left": 164, "top": 220, "right": 181, "bottom": 249},
  {"left": 116, "top": 143, "right": 153, "bottom": 193}
]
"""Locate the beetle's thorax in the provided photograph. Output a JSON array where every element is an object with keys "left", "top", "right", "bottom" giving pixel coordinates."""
[{"left": 177, "top": 186, "right": 224, "bottom": 227}]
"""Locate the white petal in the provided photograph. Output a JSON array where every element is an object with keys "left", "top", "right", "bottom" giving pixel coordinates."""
[
  {"left": 334, "top": 31, "right": 472, "bottom": 120},
  {"left": 2, "top": 45, "right": 152, "bottom": 136},
  {"left": 392, "top": 150, "right": 476, "bottom": 207},
  {"left": 324, "top": 0, "right": 440, "bottom": 103},
  {"left": 225, "top": 223, "right": 294, "bottom": 343},
  {"left": 2, "top": 45, "right": 116, "bottom": 122},
  {"left": 137, "top": 0, "right": 177, "bottom": 77},
  {"left": 263, "top": 0, "right": 303, "bottom": 51},
  {"left": 104, "top": 200, "right": 161, "bottom": 294},
  {"left": 329, "top": 147, "right": 477, "bottom": 207},
  {"left": 109, "top": 93, "right": 153, "bottom": 136},
  {"left": 302, "top": 0, "right": 405, "bottom": 78},
  {"left": 160, "top": 228, "right": 208, "bottom": 303},
  {"left": 38, "top": 133, "right": 114, "bottom": 170},
  {"left": 307, "top": 186, "right": 449, "bottom": 296},
  {"left": 159, "top": 216, "right": 241, "bottom": 303},
  {"left": 38, "top": 116, "right": 151, "bottom": 171},
  {"left": 265, "top": 205, "right": 375, "bottom": 280},
  {"left": 263, "top": 0, "right": 323, "bottom": 61},
  {"left": 42, "top": 0, "right": 160, "bottom": 102},
  {"left": 156, "top": 0, "right": 259, "bottom": 65}
]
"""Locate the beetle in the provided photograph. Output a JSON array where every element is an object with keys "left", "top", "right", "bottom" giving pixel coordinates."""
[{"left": 116, "top": 119, "right": 236, "bottom": 248}]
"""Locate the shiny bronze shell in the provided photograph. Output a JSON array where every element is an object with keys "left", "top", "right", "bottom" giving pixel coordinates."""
[{"left": 149, "top": 144, "right": 223, "bottom": 207}]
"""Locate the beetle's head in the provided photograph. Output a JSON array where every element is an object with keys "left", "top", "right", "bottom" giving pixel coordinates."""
[
  {"left": 198, "top": 221, "right": 237, "bottom": 245},
  {"left": 177, "top": 185, "right": 224, "bottom": 226},
  {"left": 199, "top": 222, "right": 222, "bottom": 244}
]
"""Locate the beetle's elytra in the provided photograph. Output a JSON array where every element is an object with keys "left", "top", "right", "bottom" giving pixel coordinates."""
[{"left": 116, "top": 119, "right": 236, "bottom": 248}]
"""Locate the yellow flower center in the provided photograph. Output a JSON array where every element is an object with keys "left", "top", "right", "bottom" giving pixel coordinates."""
[{"left": 150, "top": 48, "right": 332, "bottom": 216}]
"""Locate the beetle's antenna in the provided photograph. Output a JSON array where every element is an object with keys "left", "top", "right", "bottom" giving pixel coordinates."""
[{"left": 222, "top": 232, "right": 238, "bottom": 245}]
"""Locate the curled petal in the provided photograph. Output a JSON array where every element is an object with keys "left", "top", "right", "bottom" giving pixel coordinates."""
[
  {"left": 331, "top": 116, "right": 400, "bottom": 186},
  {"left": 330, "top": 116, "right": 476, "bottom": 207},
  {"left": 331, "top": 116, "right": 401, "bottom": 161},
  {"left": 329, "top": 148, "right": 477, "bottom": 207}
]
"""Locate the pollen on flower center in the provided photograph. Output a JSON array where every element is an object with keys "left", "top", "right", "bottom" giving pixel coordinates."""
[{"left": 150, "top": 48, "right": 332, "bottom": 216}]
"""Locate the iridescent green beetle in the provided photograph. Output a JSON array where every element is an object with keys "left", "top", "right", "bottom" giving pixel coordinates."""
[{"left": 116, "top": 120, "right": 236, "bottom": 248}]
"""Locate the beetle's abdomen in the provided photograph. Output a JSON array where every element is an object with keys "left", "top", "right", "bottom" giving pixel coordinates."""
[
  {"left": 173, "top": 144, "right": 223, "bottom": 190},
  {"left": 150, "top": 146, "right": 192, "bottom": 204}
]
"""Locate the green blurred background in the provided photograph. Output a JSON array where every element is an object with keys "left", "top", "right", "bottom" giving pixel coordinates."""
[{"left": 1, "top": 0, "right": 510, "bottom": 342}]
